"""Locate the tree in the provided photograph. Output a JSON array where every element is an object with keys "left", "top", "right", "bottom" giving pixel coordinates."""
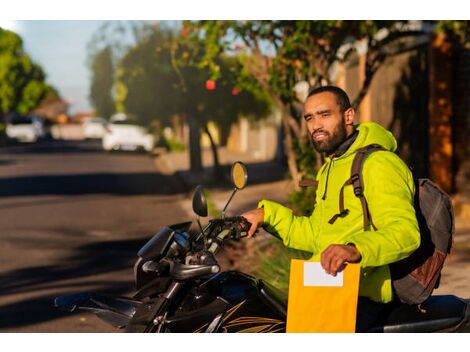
[
  {"left": 115, "top": 25, "right": 272, "bottom": 176},
  {"left": 87, "top": 21, "right": 157, "bottom": 119},
  {"left": 177, "top": 55, "right": 272, "bottom": 178},
  {"left": 89, "top": 46, "right": 115, "bottom": 118},
  {"left": 172, "top": 30, "right": 272, "bottom": 176},
  {"left": 115, "top": 27, "right": 180, "bottom": 126},
  {"left": 0, "top": 28, "right": 57, "bottom": 120},
  {"left": 183, "top": 21, "right": 434, "bottom": 190}
]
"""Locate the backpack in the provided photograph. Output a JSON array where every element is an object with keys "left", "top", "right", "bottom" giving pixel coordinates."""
[{"left": 330, "top": 144, "right": 455, "bottom": 305}]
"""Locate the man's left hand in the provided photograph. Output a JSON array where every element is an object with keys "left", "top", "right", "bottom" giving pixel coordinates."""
[{"left": 320, "top": 244, "right": 362, "bottom": 276}]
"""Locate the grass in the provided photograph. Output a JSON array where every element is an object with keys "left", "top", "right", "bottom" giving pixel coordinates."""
[{"left": 253, "top": 239, "right": 312, "bottom": 292}]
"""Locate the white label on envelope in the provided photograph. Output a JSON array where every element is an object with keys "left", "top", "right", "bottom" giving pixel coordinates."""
[{"left": 303, "top": 262, "right": 344, "bottom": 287}]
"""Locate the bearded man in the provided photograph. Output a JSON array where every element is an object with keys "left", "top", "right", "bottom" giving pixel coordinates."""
[{"left": 241, "top": 85, "right": 420, "bottom": 332}]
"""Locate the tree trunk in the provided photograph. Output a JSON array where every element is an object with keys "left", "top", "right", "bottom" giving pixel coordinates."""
[
  {"left": 219, "top": 122, "right": 231, "bottom": 146},
  {"left": 263, "top": 92, "right": 303, "bottom": 191},
  {"left": 272, "top": 98, "right": 301, "bottom": 191},
  {"left": 203, "top": 122, "right": 224, "bottom": 181},
  {"left": 428, "top": 33, "right": 455, "bottom": 193},
  {"left": 188, "top": 114, "right": 203, "bottom": 173}
]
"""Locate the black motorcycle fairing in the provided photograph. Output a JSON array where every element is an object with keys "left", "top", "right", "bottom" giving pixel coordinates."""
[
  {"left": 133, "top": 274, "right": 173, "bottom": 300},
  {"left": 159, "top": 271, "right": 285, "bottom": 333},
  {"left": 201, "top": 271, "right": 286, "bottom": 332},
  {"left": 258, "top": 280, "right": 288, "bottom": 319},
  {"left": 164, "top": 296, "right": 230, "bottom": 333},
  {"left": 134, "top": 257, "right": 172, "bottom": 292},
  {"left": 54, "top": 292, "right": 142, "bottom": 328},
  {"left": 370, "top": 295, "right": 469, "bottom": 333},
  {"left": 137, "top": 221, "right": 192, "bottom": 261}
]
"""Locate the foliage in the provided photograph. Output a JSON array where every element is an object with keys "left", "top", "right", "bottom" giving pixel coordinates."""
[
  {"left": 253, "top": 238, "right": 311, "bottom": 292},
  {"left": 172, "top": 28, "right": 273, "bottom": 129},
  {"left": 288, "top": 187, "right": 317, "bottom": 217},
  {"left": 182, "top": 20, "right": 432, "bottom": 192},
  {"left": 0, "top": 28, "right": 57, "bottom": 119},
  {"left": 112, "top": 24, "right": 272, "bottom": 129},
  {"left": 436, "top": 20, "right": 470, "bottom": 48},
  {"left": 166, "top": 138, "right": 186, "bottom": 152},
  {"left": 89, "top": 46, "right": 115, "bottom": 118},
  {"left": 114, "top": 28, "right": 179, "bottom": 126},
  {"left": 287, "top": 136, "right": 319, "bottom": 214},
  {"left": 112, "top": 24, "right": 273, "bottom": 174}
]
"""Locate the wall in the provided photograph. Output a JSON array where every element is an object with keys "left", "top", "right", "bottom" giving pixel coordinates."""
[{"left": 226, "top": 109, "right": 282, "bottom": 161}]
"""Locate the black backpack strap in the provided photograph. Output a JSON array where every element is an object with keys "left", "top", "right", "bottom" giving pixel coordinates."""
[{"left": 329, "top": 144, "right": 386, "bottom": 231}]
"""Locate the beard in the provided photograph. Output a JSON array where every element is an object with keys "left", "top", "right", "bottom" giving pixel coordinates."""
[{"left": 310, "top": 121, "right": 348, "bottom": 155}]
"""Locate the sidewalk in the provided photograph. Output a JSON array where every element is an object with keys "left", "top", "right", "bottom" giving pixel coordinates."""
[{"left": 153, "top": 146, "right": 288, "bottom": 191}]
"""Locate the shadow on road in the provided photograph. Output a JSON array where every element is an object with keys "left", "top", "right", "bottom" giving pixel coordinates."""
[
  {"left": 0, "top": 172, "right": 189, "bottom": 197},
  {"left": 0, "top": 139, "right": 104, "bottom": 155},
  {"left": 0, "top": 237, "right": 148, "bottom": 330},
  {"left": 176, "top": 160, "right": 288, "bottom": 191}
]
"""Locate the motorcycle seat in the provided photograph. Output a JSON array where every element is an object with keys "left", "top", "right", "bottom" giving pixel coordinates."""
[
  {"left": 370, "top": 295, "right": 470, "bottom": 333},
  {"left": 258, "top": 280, "right": 288, "bottom": 319}
]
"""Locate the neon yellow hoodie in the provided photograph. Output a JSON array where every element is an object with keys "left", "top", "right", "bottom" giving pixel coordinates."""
[{"left": 259, "top": 122, "right": 420, "bottom": 303}]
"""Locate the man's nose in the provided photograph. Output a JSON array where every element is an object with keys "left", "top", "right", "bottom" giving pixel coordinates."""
[{"left": 307, "top": 117, "right": 322, "bottom": 132}]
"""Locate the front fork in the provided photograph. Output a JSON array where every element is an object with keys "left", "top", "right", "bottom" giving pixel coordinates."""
[{"left": 144, "top": 281, "right": 185, "bottom": 333}]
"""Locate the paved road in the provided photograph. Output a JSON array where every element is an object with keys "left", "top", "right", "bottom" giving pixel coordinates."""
[
  {"left": 1, "top": 139, "right": 469, "bottom": 332},
  {"left": 0, "top": 140, "right": 189, "bottom": 332}
]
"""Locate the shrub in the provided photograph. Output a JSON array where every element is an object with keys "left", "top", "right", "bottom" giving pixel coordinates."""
[{"left": 253, "top": 238, "right": 311, "bottom": 292}]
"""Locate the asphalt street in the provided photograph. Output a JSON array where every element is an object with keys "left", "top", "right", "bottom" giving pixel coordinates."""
[{"left": 0, "top": 140, "right": 189, "bottom": 332}]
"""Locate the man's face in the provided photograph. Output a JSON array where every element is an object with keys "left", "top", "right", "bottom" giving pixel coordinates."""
[{"left": 303, "top": 92, "right": 352, "bottom": 155}]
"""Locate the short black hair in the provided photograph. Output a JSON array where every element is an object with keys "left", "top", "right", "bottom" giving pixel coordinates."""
[{"left": 307, "top": 85, "right": 351, "bottom": 113}]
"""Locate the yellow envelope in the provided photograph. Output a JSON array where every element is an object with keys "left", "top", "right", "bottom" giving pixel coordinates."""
[{"left": 286, "top": 259, "right": 360, "bottom": 333}]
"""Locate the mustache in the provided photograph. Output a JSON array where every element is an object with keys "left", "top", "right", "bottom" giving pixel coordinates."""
[{"left": 311, "top": 129, "right": 330, "bottom": 137}]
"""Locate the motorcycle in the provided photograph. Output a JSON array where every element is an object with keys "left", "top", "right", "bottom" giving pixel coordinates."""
[{"left": 55, "top": 161, "right": 470, "bottom": 333}]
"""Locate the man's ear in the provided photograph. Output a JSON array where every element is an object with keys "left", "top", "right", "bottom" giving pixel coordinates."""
[{"left": 344, "top": 108, "right": 355, "bottom": 125}]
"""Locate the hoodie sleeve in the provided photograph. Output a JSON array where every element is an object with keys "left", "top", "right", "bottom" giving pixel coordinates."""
[
  {"left": 347, "top": 151, "right": 421, "bottom": 267},
  {"left": 257, "top": 199, "right": 317, "bottom": 253}
]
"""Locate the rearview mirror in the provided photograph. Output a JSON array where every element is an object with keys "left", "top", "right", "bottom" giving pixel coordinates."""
[
  {"left": 231, "top": 161, "right": 248, "bottom": 190},
  {"left": 192, "top": 185, "right": 208, "bottom": 217}
]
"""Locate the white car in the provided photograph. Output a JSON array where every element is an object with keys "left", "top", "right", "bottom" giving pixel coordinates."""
[
  {"left": 83, "top": 117, "right": 108, "bottom": 139},
  {"left": 102, "top": 117, "right": 154, "bottom": 152},
  {"left": 6, "top": 115, "right": 46, "bottom": 143}
]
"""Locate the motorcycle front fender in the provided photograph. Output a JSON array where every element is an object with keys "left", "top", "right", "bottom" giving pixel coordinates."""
[{"left": 54, "top": 292, "right": 142, "bottom": 328}]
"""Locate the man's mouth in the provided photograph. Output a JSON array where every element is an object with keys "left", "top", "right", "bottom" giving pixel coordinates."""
[{"left": 312, "top": 132, "right": 328, "bottom": 142}]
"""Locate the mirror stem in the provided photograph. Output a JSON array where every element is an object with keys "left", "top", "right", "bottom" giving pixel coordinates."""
[
  {"left": 196, "top": 216, "right": 207, "bottom": 248},
  {"left": 221, "top": 188, "right": 237, "bottom": 220}
]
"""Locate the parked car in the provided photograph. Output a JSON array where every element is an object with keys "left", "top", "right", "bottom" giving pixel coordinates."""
[
  {"left": 5, "top": 115, "right": 46, "bottom": 143},
  {"left": 102, "top": 115, "right": 154, "bottom": 152},
  {"left": 83, "top": 117, "right": 108, "bottom": 139}
]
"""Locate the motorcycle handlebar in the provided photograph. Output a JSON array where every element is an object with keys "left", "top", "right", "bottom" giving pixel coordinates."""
[
  {"left": 209, "top": 216, "right": 252, "bottom": 239},
  {"left": 142, "top": 260, "right": 170, "bottom": 275},
  {"left": 170, "top": 262, "right": 220, "bottom": 281}
]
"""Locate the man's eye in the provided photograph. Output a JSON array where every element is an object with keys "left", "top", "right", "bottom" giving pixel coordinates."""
[
  {"left": 304, "top": 116, "right": 312, "bottom": 122},
  {"left": 321, "top": 113, "right": 330, "bottom": 118}
]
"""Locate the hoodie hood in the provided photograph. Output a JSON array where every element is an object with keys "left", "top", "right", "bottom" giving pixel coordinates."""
[{"left": 339, "top": 122, "right": 397, "bottom": 160}]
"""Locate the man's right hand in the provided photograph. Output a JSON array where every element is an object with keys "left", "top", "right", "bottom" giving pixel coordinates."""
[{"left": 240, "top": 207, "right": 265, "bottom": 237}]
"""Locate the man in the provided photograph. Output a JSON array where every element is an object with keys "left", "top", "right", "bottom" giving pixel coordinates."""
[{"left": 241, "top": 85, "right": 420, "bottom": 331}]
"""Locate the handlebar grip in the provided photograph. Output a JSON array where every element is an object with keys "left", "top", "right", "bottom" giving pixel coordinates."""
[{"left": 239, "top": 216, "right": 252, "bottom": 231}]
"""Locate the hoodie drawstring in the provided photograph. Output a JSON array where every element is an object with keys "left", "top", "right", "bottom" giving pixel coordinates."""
[{"left": 321, "top": 158, "right": 334, "bottom": 200}]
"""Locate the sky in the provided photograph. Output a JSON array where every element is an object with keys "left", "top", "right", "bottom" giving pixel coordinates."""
[{"left": 0, "top": 20, "right": 178, "bottom": 116}]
